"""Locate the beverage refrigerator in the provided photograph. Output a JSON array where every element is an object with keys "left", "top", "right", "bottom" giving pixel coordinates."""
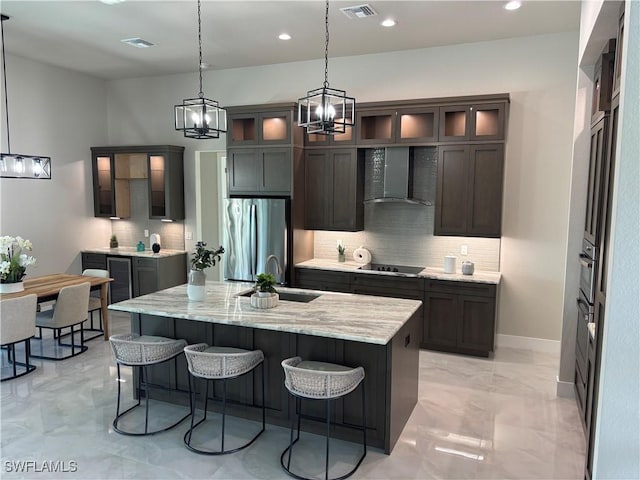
[{"left": 223, "top": 198, "right": 290, "bottom": 285}]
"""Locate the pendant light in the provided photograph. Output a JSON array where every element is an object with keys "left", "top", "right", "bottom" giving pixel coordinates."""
[
  {"left": 298, "top": 0, "right": 355, "bottom": 135},
  {"left": 1, "top": 14, "right": 51, "bottom": 179},
  {"left": 174, "top": 0, "right": 226, "bottom": 139}
]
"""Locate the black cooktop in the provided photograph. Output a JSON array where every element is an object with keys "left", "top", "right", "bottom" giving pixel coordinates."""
[{"left": 358, "top": 263, "right": 424, "bottom": 275}]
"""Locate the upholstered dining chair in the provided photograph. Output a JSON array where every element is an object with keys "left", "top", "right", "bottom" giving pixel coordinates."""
[
  {"left": 1, "top": 294, "right": 38, "bottom": 381},
  {"left": 82, "top": 268, "right": 109, "bottom": 340},
  {"left": 31, "top": 282, "right": 90, "bottom": 360}
]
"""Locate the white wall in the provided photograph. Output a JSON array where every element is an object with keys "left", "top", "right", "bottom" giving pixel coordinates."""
[
  {"left": 0, "top": 54, "right": 110, "bottom": 276},
  {"left": 105, "top": 31, "right": 579, "bottom": 341}
]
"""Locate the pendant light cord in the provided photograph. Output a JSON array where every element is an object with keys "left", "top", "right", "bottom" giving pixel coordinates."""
[
  {"left": 1, "top": 15, "right": 11, "bottom": 154},
  {"left": 197, "top": 0, "right": 204, "bottom": 98},
  {"left": 323, "top": 0, "right": 330, "bottom": 89}
]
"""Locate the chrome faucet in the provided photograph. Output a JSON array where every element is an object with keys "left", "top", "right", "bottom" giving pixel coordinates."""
[{"left": 264, "top": 254, "right": 283, "bottom": 277}]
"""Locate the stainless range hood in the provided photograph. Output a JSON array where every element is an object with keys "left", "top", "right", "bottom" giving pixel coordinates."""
[{"left": 364, "top": 147, "right": 431, "bottom": 205}]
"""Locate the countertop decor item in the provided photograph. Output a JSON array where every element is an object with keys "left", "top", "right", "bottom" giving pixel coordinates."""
[
  {"left": 110, "top": 235, "right": 118, "bottom": 249},
  {"left": 0, "top": 235, "right": 36, "bottom": 293},
  {"left": 188, "top": 242, "right": 225, "bottom": 301},
  {"left": 444, "top": 255, "right": 457, "bottom": 274},
  {"left": 297, "top": 0, "right": 355, "bottom": 136},
  {"left": 337, "top": 240, "right": 346, "bottom": 262},
  {"left": 0, "top": 15, "right": 51, "bottom": 180},
  {"left": 149, "top": 233, "right": 161, "bottom": 248},
  {"left": 174, "top": 0, "right": 226, "bottom": 139},
  {"left": 136, "top": 241, "right": 145, "bottom": 252},
  {"left": 462, "top": 261, "right": 475, "bottom": 275},
  {"left": 251, "top": 273, "right": 278, "bottom": 309},
  {"left": 152, "top": 243, "right": 161, "bottom": 254},
  {"left": 352, "top": 246, "right": 372, "bottom": 265}
]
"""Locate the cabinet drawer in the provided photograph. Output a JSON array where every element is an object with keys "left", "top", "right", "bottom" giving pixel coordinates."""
[
  {"left": 135, "top": 257, "right": 158, "bottom": 269},
  {"left": 295, "top": 268, "right": 351, "bottom": 293},
  {"left": 352, "top": 273, "right": 423, "bottom": 300},
  {"left": 425, "top": 279, "right": 496, "bottom": 298},
  {"left": 81, "top": 253, "right": 107, "bottom": 270}
]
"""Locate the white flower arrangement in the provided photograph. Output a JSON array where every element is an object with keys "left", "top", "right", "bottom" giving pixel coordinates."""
[{"left": 0, "top": 236, "right": 36, "bottom": 283}]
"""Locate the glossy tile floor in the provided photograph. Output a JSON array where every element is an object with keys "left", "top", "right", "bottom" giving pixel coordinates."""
[{"left": 1, "top": 312, "right": 585, "bottom": 479}]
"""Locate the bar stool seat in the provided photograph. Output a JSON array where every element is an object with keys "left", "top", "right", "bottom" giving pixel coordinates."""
[
  {"left": 183, "top": 343, "right": 265, "bottom": 455},
  {"left": 109, "top": 333, "right": 189, "bottom": 436},
  {"left": 281, "top": 356, "right": 366, "bottom": 480}
]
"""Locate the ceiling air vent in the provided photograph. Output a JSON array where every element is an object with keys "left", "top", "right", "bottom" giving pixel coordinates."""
[
  {"left": 339, "top": 4, "right": 378, "bottom": 19},
  {"left": 120, "top": 37, "right": 155, "bottom": 48}
]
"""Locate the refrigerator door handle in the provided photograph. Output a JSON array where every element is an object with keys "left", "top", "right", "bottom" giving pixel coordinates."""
[{"left": 250, "top": 203, "right": 257, "bottom": 276}]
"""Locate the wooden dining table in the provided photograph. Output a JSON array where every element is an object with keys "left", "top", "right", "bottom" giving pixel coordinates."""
[{"left": 0, "top": 274, "right": 113, "bottom": 340}]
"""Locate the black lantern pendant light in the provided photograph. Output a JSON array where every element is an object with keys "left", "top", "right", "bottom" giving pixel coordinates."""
[
  {"left": 298, "top": 0, "right": 355, "bottom": 135},
  {"left": 1, "top": 14, "right": 51, "bottom": 179},
  {"left": 174, "top": 0, "right": 226, "bottom": 139}
]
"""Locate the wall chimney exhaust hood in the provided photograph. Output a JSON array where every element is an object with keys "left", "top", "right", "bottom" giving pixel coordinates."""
[{"left": 364, "top": 147, "right": 431, "bottom": 205}]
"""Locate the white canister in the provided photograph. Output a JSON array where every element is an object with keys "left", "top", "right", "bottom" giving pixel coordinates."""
[{"left": 444, "top": 255, "right": 457, "bottom": 274}]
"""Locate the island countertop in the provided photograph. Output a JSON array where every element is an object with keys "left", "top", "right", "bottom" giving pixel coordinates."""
[{"left": 109, "top": 280, "right": 422, "bottom": 345}]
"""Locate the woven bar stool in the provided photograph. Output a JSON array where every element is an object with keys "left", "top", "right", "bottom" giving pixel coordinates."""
[
  {"left": 280, "top": 356, "right": 366, "bottom": 480},
  {"left": 109, "top": 333, "right": 189, "bottom": 436},
  {"left": 183, "top": 343, "right": 265, "bottom": 455}
]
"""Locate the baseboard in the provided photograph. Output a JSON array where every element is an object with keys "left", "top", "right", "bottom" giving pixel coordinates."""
[
  {"left": 495, "top": 334, "right": 561, "bottom": 354},
  {"left": 556, "top": 377, "right": 575, "bottom": 398}
]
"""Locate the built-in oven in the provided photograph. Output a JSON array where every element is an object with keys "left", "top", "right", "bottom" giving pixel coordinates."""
[{"left": 579, "top": 238, "right": 598, "bottom": 305}]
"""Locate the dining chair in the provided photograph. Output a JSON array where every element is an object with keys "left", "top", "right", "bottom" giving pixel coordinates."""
[
  {"left": 1, "top": 294, "right": 38, "bottom": 381},
  {"left": 31, "top": 282, "right": 91, "bottom": 360},
  {"left": 82, "top": 268, "right": 109, "bottom": 341}
]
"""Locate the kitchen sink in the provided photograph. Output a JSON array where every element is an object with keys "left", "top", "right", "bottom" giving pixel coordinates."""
[{"left": 238, "top": 290, "right": 320, "bottom": 303}]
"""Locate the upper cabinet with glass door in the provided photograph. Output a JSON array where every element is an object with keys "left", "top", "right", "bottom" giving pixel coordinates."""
[
  {"left": 356, "top": 106, "right": 439, "bottom": 146},
  {"left": 227, "top": 104, "right": 301, "bottom": 147},
  {"left": 439, "top": 103, "right": 506, "bottom": 142}
]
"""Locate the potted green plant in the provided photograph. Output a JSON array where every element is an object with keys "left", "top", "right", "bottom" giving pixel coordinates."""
[
  {"left": 187, "top": 242, "right": 224, "bottom": 302},
  {"left": 254, "top": 273, "right": 277, "bottom": 296},
  {"left": 110, "top": 235, "right": 118, "bottom": 249},
  {"left": 337, "top": 240, "right": 346, "bottom": 262}
]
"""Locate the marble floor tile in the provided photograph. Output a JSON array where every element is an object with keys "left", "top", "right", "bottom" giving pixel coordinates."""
[{"left": 0, "top": 312, "right": 585, "bottom": 479}]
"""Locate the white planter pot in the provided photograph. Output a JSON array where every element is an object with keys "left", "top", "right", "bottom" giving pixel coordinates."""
[
  {"left": 0, "top": 282, "right": 24, "bottom": 294},
  {"left": 251, "top": 292, "right": 278, "bottom": 309},
  {"left": 187, "top": 269, "right": 206, "bottom": 301}
]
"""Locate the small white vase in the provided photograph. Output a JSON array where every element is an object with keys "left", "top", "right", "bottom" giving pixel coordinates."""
[
  {"left": 187, "top": 269, "right": 206, "bottom": 301},
  {"left": 0, "top": 282, "right": 25, "bottom": 294}
]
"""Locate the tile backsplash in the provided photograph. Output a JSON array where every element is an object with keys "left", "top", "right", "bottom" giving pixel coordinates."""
[{"left": 110, "top": 179, "right": 185, "bottom": 251}]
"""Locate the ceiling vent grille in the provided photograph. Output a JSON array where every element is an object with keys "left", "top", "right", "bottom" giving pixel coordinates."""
[
  {"left": 339, "top": 4, "right": 378, "bottom": 19},
  {"left": 120, "top": 38, "right": 155, "bottom": 48}
]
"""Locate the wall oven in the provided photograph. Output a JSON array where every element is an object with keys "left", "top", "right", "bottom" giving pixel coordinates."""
[{"left": 579, "top": 238, "right": 598, "bottom": 305}]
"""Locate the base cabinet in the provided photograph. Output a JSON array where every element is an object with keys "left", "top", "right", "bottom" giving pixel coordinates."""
[
  {"left": 82, "top": 252, "right": 187, "bottom": 299},
  {"left": 421, "top": 280, "right": 497, "bottom": 357}
]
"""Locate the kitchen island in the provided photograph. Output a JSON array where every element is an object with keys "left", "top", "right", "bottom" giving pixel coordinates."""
[{"left": 109, "top": 281, "right": 422, "bottom": 453}]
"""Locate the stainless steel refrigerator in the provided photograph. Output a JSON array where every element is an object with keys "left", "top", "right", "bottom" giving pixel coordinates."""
[{"left": 223, "top": 198, "right": 289, "bottom": 285}]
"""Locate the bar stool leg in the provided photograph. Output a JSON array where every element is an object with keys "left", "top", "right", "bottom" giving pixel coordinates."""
[
  {"left": 143, "top": 366, "right": 150, "bottom": 435},
  {"left": 325, "top": 399, "right": 331, "bottom": 480},
  {"left": 221, "top": 378, "right": 227, "bottom": 452}
]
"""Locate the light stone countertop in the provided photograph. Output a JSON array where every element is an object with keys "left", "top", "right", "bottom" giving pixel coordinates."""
[
  {"left": 83, "top": 247, "right": 187, "bottom": 259},
  {"left": 296, "top": 258, "right": 501, "bottom": 284},
  {"left": 109, "top": 280, "right": 422, "bottom": 345}
]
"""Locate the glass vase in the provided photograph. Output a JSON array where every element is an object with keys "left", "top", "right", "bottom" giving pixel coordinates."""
[{"left": 187, "top": 269, "right": 206, "bottom": 301}]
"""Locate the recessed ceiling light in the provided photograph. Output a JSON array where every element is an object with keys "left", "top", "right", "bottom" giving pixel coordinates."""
[
  {"left": 504, "top": 1, "right": 522, "bottom": 11},
  {"left": 279, "top": 33, "right": 292, "bottom": 41},
  {"left": 120, "top": 38, "right": 155, "bottom": 48},
  {"left": 99, "top": 0, "right": 126, "bottom": 4},
  {"left": 200, "top": 62, "right": 211, "bottom": 69},
  {"left": 381, "top": 19, "right": 396, "bottom": 27}
]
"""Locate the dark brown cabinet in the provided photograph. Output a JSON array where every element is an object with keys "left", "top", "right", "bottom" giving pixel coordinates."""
[
  {"left": 435, "top": 144, "right": 504, "bottom": 237},
  {"left": 295, "top": 268, "right": 351, "bottom": 293},
  {"left": 305, "top": 126, "right": 355, "bottom": 147},
  {"left": 91, "top": 145, "right": 185, "bottom": 220},
  {"left": 583, "top": 117, "right": 609, "bottom": 245},
  {"left": 351, "top": 273, "right": 423, "bottom": 300},
  {"left": 356, "top": 107, "right": 439, "bottom": 146},
  {"left": 304, "top": 148, "right": 364, "bottom": 231},
  {"left": 227, "top": 147, "right": 292, "bottom": 195},
  {"left": 421, "top": 280, "right": 497, "bottom": 357},
  {"left": 227, "top": 109, "right": 293, "bottom": 146},
  {"left": 438, "top": 103, "right": 506, "bottom": 142},
  {"left": 591, "top": 40, "right": 616, "bottom": 125}
]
